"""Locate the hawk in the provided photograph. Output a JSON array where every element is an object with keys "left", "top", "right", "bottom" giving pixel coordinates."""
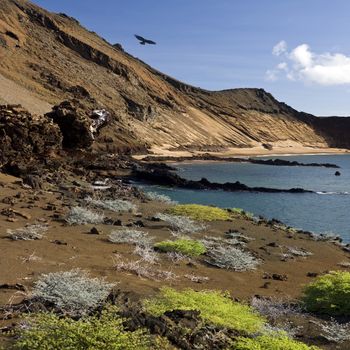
[{"left": 134, "top": 34, "right": 156, "bottom": 45}]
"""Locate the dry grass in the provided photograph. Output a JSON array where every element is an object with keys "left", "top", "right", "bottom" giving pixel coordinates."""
[{"left": 7, "top": 224, "right": 48, "bottom": 241}]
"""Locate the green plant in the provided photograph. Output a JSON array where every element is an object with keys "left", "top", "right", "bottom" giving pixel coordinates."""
[
  {"left": 302, "top": 271, "right": 350, "bottom": 315},
  {"left": 167, "top": 204, "right": 232, "bottom": 221},
  {"left": 11, "top": 307, "right": 151, "bottom": 350},
  {"left": 233, "top": 335, "right": 320, "bottom": 350},
  {"left": 144, "top": 288, "right": 265, "bottom": 333},
  {"left": 154, "top": 239, "right": 206, "bottom": 257}
]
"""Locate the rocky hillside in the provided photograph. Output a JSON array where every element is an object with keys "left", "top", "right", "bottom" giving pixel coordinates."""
[{"left": 0, "top": 0, "right": 350, "bottom": 155}]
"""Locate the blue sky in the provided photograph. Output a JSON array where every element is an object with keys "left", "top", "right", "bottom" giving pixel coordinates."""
[{"left": 32, "top": 0, "right": 350, "bottom": 116}]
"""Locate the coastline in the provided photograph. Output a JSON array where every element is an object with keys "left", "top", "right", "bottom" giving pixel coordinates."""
[{"left": 134, "top": 145, "right": 350, "bottom": 163}]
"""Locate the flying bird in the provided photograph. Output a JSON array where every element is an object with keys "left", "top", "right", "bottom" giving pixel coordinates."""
[{"left": 134, "top": 34, "right": 156, "bottom": 45}]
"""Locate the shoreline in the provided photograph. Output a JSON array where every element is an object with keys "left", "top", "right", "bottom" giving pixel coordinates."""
[{"left": 133, "top": 146, "right": 350, "bottom": 164}]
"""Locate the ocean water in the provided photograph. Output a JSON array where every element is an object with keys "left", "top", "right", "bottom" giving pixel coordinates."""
[{"left": 141, "top": 154, "right": 350, "bottom": 242}]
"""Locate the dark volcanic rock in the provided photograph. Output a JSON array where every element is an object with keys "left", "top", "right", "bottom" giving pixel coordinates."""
[
  {"left": 45, "top": 100, "right": 93, "bottom": 149},
  {"left": 248, "top": 158, "right": 340, "bottom": 168},
  {"left": 132, "top": 167, "right": 314, "bottom": 194},
  {"left": 0, "top": 104, "right": 62, "bottom": 168},
  {"left": 142, "top": 154, "right": 339, "bottom": 168}
]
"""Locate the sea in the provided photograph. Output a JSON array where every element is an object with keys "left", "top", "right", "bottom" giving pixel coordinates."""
[{"left": 140, "top": 154, "right": 350, "bottom": 243}]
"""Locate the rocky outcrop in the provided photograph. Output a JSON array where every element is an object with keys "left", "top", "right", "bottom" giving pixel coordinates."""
[
  {"left": 45, "top": 101, "right": 94, "bottom": 149},
  {"left": 0, "top": 105, "right": 62, "bottom": 167},
  {"left": 132, "top": 167, "right": 313, "bottom": 193}
]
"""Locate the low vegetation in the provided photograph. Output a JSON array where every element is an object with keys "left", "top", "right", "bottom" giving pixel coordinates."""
[
  {"left": 145, "top": 191, "right": 177, "bottom": 204},
  {"left": 85, "top": 197, "right": 137, "bottom": 213},
  {"left": 32, "top": 269, "right": 114, "bottom": 316},
  {"left": 167, "top": 204, "right": 232, "bottom": 221},
  {"left": 7, "top": 224, "right": 48, "bottom": 241},
  {"left": 233, "top": 334, "right": 320, "bottom": 350},
  {"left": 108, "top": 229, "right": 152, "bottom": 247},
  {"left": 113, "top": 255, "right": 177, "bottom": 281},
  {"left": 11, "top": 307, "right": 151, "bottom": 350},
  {"left": 66, "top": 206, "right": 104, "bottom": 225},
  {"left": 204, "top": 242, "right": 259, "bottom": 271},
  {"left": 154, "top": 239, "right": 206, "bottom": 257},
  {"left": 287, "top": 246, "right": 313, "bottom": 257},
  {"left": 144, "top": 287, "right": 265, "bottom": 333},
  {"left": 318, "top": 319, "right": 350, "bottom": 343},
  {"left": 154, "top": 213, "right": 206, "bottom": 234},
  {"left": 251, "top": 297, "right": 303, "bottom": 337},
  {"left": 230, "top": 208, "right": 255, "bottom": 219},
  {"left": 302, "top": 271, "right": 350, "bottom": 315},
  {"left": 134, "top": 245, "right": 159, "bottom": 264}
]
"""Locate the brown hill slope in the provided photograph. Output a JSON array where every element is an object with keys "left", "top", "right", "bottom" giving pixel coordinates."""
[{"left": 0, "top": 0, "right": 349, "bottom": 154}]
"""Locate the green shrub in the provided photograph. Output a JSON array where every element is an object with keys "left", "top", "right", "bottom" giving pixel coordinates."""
[
  {"left": 154, "top": 239, "right": 206, "bottom": 257},
  {"left": 11, "top": 307, "right": 151, "bottom": 350},
  {"left": 144, "top": 288, "right": 265, "bottom": 333},
  {"left": 167, "top": 204, "right": 232, "bottom": 221},
  {"left": 233, "top": 335, "right": 320, "bottom": 350},
  {"left": 302, "top": 271, "right": 350, "bottom": 315}
]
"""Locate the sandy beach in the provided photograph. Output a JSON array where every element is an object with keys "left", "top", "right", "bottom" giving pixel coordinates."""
[{"left": 134, "top": 142, "right": 349, "bottom": 161}]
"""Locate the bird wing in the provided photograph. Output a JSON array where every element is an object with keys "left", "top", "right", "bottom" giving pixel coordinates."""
[
  {"left": 135, "top": 34, "right": 145, "bottom": 41},
  {"left": 145, "top": 39, "right": 156, "bottom": 45}
]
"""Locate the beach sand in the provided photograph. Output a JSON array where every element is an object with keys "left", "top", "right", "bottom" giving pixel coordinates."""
[{"left": 134, "top": 141, "right": 349, "bottom": 161}]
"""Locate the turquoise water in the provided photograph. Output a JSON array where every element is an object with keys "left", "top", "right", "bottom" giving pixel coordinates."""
[{"left": 141, "top": 154, "right": 350, "bottom": 242}]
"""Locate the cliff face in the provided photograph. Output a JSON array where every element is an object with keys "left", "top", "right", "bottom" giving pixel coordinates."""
[{"left": 0, "top": 0, "right": 349, "bottom": 154}]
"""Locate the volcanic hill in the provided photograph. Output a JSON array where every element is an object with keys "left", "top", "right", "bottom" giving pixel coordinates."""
[{"left": 0, "top": 0, "right": 350, "bottom": 156}]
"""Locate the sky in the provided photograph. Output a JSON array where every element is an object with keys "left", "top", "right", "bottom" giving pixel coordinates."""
[{"left": 32, "top": 0, "right": 350, "bottom": 116}]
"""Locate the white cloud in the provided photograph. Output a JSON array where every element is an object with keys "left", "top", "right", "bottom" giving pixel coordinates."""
[
  {"left": 290, "top": 44, "right": 313, "bottom": 68},
  {"left": 272, "top": 40, "right": 287, "bottom": 56},
  {"left": 267, "top": 41, "right": 350, "bottom": 85}
]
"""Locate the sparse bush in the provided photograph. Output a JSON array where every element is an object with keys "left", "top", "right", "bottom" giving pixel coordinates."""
[
  {"left": 204, "top": 243, "right": 259, "bottom": 271},
  {"left": 85, "top": 197, "right": 137, "bottom": 213},
  {"left": 155, "top": 239, "right": 206, "bottom": 257},
  {"left": 230, "top": 208, "right": 255, "bottom": 219},
  {"left": 134, "top": 245, "right": 159, "bottom": 264},
  {"left": 233, "top": 334, "right": 320, "bottom": 350},
  {"left": 7, "top": 224, "right": 48, "bottom": 241},
  {"left": 184, "top": 274, "right": 209, "bottom": 283},
  {"left": 113, "top": 255, "right": 177, "bottom": 281},
  {"left": 167, "top": 204, "right": 232, "bottom": 221},
  {"left": 226, "top": 230, "right": 254, "bottom": 242},
  {"left": 12, "top": 306, "right": 151, "bottom": 350},
  {"left": 145, "top": 192, "right": 177, "bottom": 205},
  {"left": 166, "top": 251, "right": 189, "bottom": 263},
  {"left": 287, "top": 247, "right": 312, "bottom": 257},
  {"left": 32, "top": 269, "right": 114, "bottom": 315},
  {"left": 144, "top": 288, "right": 265, "bottom": 333},
  {"left": 251, "top": 297, "right": 303, "bottom": 337},
  {"left": 318, "top": 319, "right": 350, "bottom": 343},
  {"left": 108, "top": 229, "right": 152, "bottom": 247},
  {"left": 251, "top": 297, "right": 303, "bottom": 321},
  {"left": 302, "top": 271, "right": 350, "bottom": 315},
  {"left": 154, "top": 213, "right": 206, "bottom": 234},
  {"left": 66, "top": 206, "right": 104, "bottom": 225}
]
